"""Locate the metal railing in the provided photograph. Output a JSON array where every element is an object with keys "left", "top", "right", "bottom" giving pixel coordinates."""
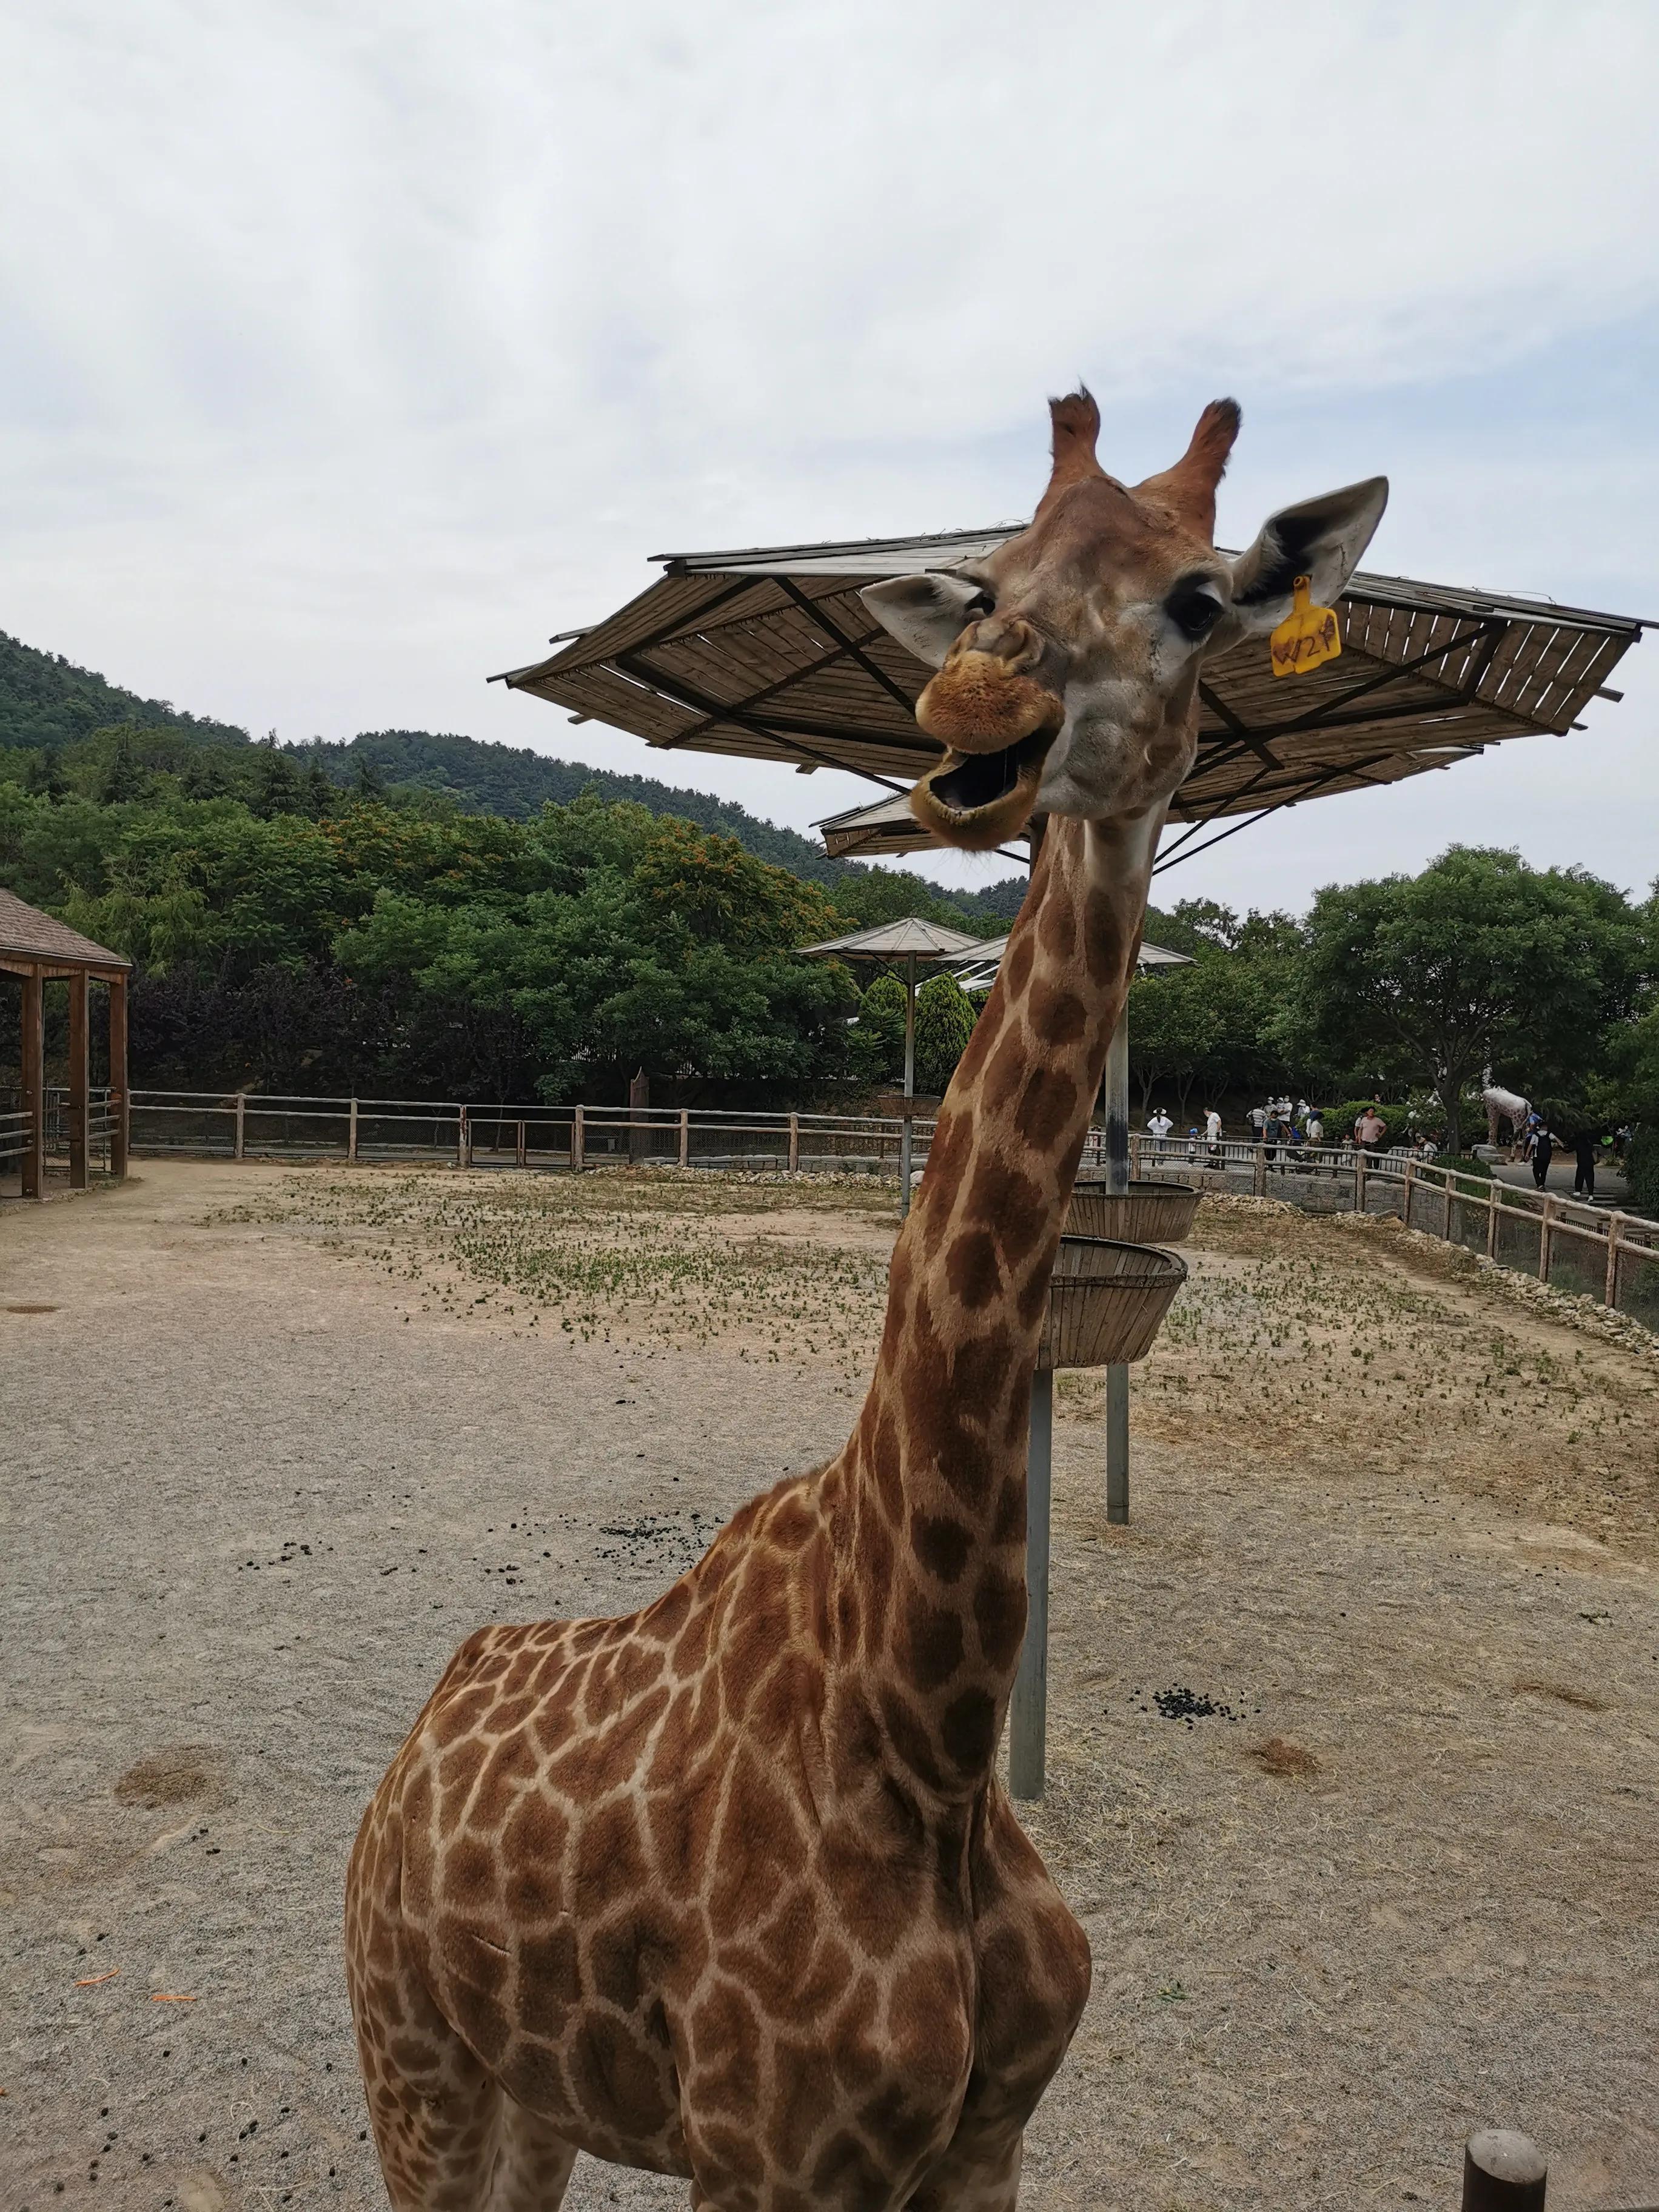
[{"left": 0, "top": 1106, "right": 33, "bottom": 1166}]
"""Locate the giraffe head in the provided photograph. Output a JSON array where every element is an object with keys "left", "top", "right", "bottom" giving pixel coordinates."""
[{"left": 861, "top": 392, "right": 1386, "bottom": 848}]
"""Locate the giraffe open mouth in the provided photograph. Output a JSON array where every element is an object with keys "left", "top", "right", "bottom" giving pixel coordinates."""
[{"left": 908, "top": 725, "right": 1059, "bottom": 850}]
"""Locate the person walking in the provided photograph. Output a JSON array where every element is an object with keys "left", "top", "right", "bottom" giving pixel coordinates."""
[
  {"left": 1248, "top": 1102, "right": 1268, "bottom": 1145},
  {"left": 1305, "top": 1108, "right": 1324, "bottom": 1146},
  {"left": 1573, "top": 1131, "right": 1598, "bottom": 1199},
  {"left": 1532, "top": 1124, "right": 1555, "bottom": 1190},
  {"left": 1204, "top": 1106, "right": 1223, "bottom": 1162}
]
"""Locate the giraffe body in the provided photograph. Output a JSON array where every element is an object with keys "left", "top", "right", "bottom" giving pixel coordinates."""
[{"left": 348, "top": 393, "right": 1387, "bottom": 2211}]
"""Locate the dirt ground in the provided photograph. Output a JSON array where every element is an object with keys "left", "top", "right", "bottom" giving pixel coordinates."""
[{"left": 3, "top": 1159, "right": 1657, "bottom": 2212}]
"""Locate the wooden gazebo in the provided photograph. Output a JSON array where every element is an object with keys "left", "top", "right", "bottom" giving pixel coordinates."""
[{"left": 0, "top": 890, "right": 130, "bottom": 1201}]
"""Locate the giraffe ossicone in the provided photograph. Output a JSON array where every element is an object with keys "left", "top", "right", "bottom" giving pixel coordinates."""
[{"left": 346, "top": 394, "right": 1386, "bottom": 2212}]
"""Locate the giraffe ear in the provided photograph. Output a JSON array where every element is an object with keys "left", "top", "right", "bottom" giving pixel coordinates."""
[
  {"left": 1225, "top": 477, "right": 1389, "bottom": 637},
  {"left": 1135, "top": 398, "right": 1241, "bottom": 539},
  {"left": 859, "top": 573, "right": 982, "bottom": 670}
]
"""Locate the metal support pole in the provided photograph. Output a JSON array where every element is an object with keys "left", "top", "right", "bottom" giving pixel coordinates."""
[
  {"left": 899, "top": 954, "right": 916, "bottom": 1219},
  {"left": 1104, "top": 1007, "right": 1130, "bottom": 1525},
  {"left": 67, "top": 970, "right": 90, "bottom": 1190},
  {"left": 1461, "top": 2130, "right": 1546, "bottom": 2211},
  {"left": 20, "top": 968, "right": 45, "bottom": 1201},
  {"left": 108, "top": 973, "right": 129, "bottom": 1179},
  {"left": 1010, "top": 1364, "right": 1053, "bottom": 1800}
]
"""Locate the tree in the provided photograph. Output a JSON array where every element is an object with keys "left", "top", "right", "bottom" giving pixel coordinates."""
[
  {"left": 914, "top": 972, "right": 977, "bottom": 1094},
  {"left": 1279, "top": 846, "right": 1644, "bottom": 1157},
  {"left": 850, "top": 972, "right": 908, "bottom": 1084},
  {"left": 250, "top": 742, "right": 306, "bottom": 817},
  {"left": 99, "top": 732, "right": 144, "bottom": 803},
  {"left": 24, "top": 746, "right": 66, "bottom": 802},
  {"left": 1127, "top": 964, "right": 1223, "bottom": 1117}
]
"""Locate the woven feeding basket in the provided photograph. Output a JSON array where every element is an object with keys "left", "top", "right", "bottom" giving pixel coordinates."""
[
  {"left": 1067, "top": 1178, "right": 1201, "bottom": 1245},
  {"left": 1036, "top": 1236, "right": 1187, "bottom": 1371}
]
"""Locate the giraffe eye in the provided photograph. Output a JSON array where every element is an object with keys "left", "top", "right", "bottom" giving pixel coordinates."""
[{"left": 1167, "top": 579, "right": 1225, "bottom": 640}]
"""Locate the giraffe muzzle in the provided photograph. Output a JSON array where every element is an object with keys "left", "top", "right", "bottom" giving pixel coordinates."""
[{"left": 908, "top": 722, "right": 1061, "bottom": 851}]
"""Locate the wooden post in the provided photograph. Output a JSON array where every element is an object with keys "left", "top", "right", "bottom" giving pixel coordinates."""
[
  {"left": 348, "top": 1096, "right": 359, "bottom": 1161},
  {"left": 107, "top": 971, "right": 129, "bottom": 1179},
  {"left": 1404, "top": 1156, "right": 1416, "bottom": 1230},
  {"left": 1010, "top": 1364, "right": 1053, "bottom": 1800},
  {"left": 67, "top": 970, "right": 90, "bottom": 1189},
  {"left": 1354, "top": 1148, "right": 1367, "bottom": 1213},
  {"left": 235, "top": 1090, "right": 246, "bottom": 1161},
  {"left": 516, "top": 1120, "right": 527, "bottom": 1170},
  {"left": 1605, "top": 1212, "right": 1624, "bottom": 1307},
  {"left": 1487, "top": 1182, "right": 1500, "bottom": 1258},
  {"left": 1253, "top": 1144, "right": 1267, "bottom": 1198},
  {"left": 1461, "top": 2129, "right": 1546, "bottom": 2210},
  {"left": 899, "top": 954, "right": 917, "bottom": 1218},
  {"left": 458, "top": 1108, "right": 471, "bottom": 1170},
  {"left": 678, "top": 1108, "right": 689, "bottom": 1170},
  {"left": 788, "top": 1111, "right": 800, "bottom": 1175},
  {"left": 1104, "top": 1008, "right": 1131, "bottom": 1526},
  {"left": 628, "top": 1067, "right": 649, "bottom": 1164},
  {"left": 572, "top": 1105, "right": 585, "bottom": 1173},
  {"left": 1444, "top": 1176, "right": 1454, "bottom": 1240},
  {"left": 1538, "top": 1192, "right": 1555, "bottom": 1283},
  {"left": 20, "top": 967, "right": 45, "bottom": 1201}
]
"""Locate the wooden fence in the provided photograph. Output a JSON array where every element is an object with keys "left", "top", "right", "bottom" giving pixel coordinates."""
[{"left": 8, "top": 1086, "right": 1654, "bottom": 1334}]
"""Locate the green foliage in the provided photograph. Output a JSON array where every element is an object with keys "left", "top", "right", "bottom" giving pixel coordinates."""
[
  {"left": 913, "top": 973, "right": 977, "bottom": 1095},
  {"left": 1436, "top": 1153, "right": 1493, "bottom": 1182},
  {"left": 850, "top": 973, "right": 908, "bottom": 1084},
  {"left": 1280, "top": 846, "right": 1645, "bottom": 1155}
]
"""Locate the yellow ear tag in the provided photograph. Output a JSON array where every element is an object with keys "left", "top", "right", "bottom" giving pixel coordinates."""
[{"left": 1269, "top": 575, "right": 1341, "bottom": 678}]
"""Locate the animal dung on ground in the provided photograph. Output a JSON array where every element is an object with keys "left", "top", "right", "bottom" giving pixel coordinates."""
[{"left": 1127, "top": 1684, "right": 1257, "bottom": 1727}]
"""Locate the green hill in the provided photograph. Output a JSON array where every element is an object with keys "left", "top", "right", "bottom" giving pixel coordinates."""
[
  {"left": 0, "top": 629, "right": 250, "bottom": 752},
  {"left": 0, "top": 628, "right": 1028, "bottom": 926}
]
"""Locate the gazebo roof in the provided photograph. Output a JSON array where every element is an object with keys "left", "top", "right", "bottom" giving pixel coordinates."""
[
  {"left": 0, "top": 889, "right": 129, "bottom": 976},
  {"left": 796, "top": 917, "right": 985, "bottom": 960},
  {"left": 495, "top": 526, "right": 1645, "bottom": 865}
]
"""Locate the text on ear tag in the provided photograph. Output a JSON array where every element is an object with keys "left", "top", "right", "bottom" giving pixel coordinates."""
[{"left": 1269, "top": 576, "right": 1341, "bottom": 677}]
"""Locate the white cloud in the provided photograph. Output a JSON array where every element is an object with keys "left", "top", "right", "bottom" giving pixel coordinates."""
[{"left": 2, "top": 0, "right": 1655, "bottom": 907}]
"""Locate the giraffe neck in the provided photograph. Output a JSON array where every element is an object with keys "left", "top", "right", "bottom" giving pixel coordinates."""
[{"left": 827, "top": 808, "right": 1164, "bottom": 1795}]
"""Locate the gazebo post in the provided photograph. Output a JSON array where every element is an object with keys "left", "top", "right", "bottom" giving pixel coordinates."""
[
  {"left": 899, "top": 953, "right": 917, "bottom": 1218},
  {"left": 21, "top": 965, "right": 45, "bottom": 1202},
  {"left": 67, "top": 970, "right": 90, "bottom": 1189},
  {"left": 1104, "top": 1007, "right": 1131, "bottom": 1523},
  {"left": 109, "top": 970, "right": 129, "bottom": 1181}
]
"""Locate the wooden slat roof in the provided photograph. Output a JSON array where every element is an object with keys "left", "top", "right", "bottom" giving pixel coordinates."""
[
  {"left": 494, "top": 528, "right": 1646, "bottom": 857},
  {"left": 0, "top": 888, "right": 129, "bottom": 971}
]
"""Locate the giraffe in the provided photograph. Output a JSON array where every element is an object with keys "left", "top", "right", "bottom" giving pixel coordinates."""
[{"left": 346, "top": 393, "right": 1387, "bottom": 2212}]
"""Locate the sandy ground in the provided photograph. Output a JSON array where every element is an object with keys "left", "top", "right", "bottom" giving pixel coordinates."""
[{"left": 2, "top": 1161, "right": 1657, "bottom": 2212}]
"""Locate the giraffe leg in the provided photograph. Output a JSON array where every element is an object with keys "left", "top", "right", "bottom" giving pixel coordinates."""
[
  {"left": 908, "top": 1790, "right": 1091, "bottom": 2212},
  {"left": 348, "top": 1797, "right": 578, "bottom": 2211}
]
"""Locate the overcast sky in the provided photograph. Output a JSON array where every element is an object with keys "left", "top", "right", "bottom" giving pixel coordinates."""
[{"left": 3, "top": 2, "right": 1655, "bottom": 912}]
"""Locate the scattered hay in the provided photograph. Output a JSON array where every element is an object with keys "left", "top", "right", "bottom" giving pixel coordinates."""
[
  {"left": 1251, "top": 1737, "right": 1321, "bottom": 1778},
  {"left": 1510, "top": 1679, "right": 1611, "bottom": 1713},
  {"left": 113, "top": 1748, "right": 223, "bottom": 1809}
]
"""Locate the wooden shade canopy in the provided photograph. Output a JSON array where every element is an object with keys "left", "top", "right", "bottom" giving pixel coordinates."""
[
  {"left": 494, "top": 526, "right": 1644, "bottom": 873},
  {"left": 0, "top": 888, "right": 130, "bottom": 1201}
]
